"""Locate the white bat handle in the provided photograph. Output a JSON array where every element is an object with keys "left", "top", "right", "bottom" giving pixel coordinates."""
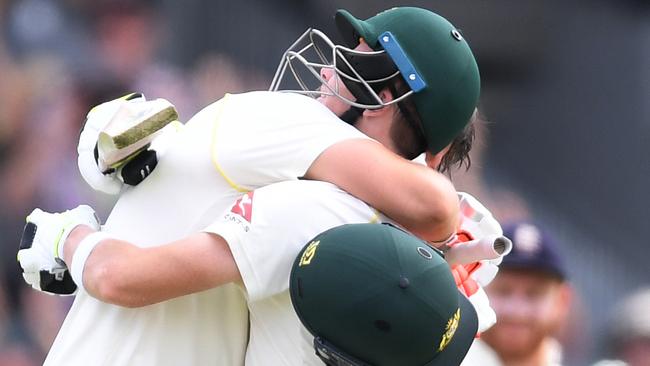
[{"left": 445, "top": 235, "right": 512, "bottom": 266}]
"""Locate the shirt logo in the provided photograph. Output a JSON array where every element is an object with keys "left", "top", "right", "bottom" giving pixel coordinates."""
[
  {"left": 231, "top": 191, "right": 254, "bottom": 223},
  {"left": 438, "top": 308, "right": 461, "bottom": 352},
  {"left": 299, "top": 240, "right": 320, "bottom": 267}
]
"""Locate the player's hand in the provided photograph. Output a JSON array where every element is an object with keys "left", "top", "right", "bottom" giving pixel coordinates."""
[
  {"left": 78, "top": 93, "right": 146, "bottom": 195},
  {"left": 447, "top": 193, "right": 511, "bottom": 334},
  {"left": 78, "top": 93, "right": 181, "bottom": 194},
  {"left": 17, "top": 205, "right": 100, "bottom": 295},
  {"left": 451, "top": 191, "right": 509, "bottom": 287}
]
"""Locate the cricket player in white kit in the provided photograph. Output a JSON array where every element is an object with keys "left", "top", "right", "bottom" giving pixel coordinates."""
[
  {"left": 46, "top": 91, "right": 374, "bottom": 365},
  {"left": 198, "top": 182, "right": 504, "bottom": 365},
  {"left": 17, "top": 7, "right": 486, "bottom": 366},
  {"left": 206, "top": 181, "right": 380, "bottom": 365}
]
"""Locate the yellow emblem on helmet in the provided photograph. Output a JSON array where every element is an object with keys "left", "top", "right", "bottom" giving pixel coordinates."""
[
  {"left": 299, "top": 241, "right": 320, "bottom": 267},
  {"left": 438, "top": 308, "right": 461, "bottom": 352}
]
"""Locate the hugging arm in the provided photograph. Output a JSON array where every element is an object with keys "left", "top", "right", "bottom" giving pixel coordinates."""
[
  {"left": 306, "top": 139, "right": 459, "bottom": 244},
  {"left": 64, "top": 226, "right": 240, "bottom": 308}
]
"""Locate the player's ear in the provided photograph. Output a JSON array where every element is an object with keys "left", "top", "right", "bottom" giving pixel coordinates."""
[
  {"left": 378, "top": 87, "right": 395, "bottom": 104},
  {"left": 362, "top": 88, "right": 397, "bottom": 117}
]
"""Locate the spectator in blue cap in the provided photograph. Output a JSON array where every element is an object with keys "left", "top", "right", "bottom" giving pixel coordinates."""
[{"left": 462, "top": 221, "right": 572, "bottom": 366}]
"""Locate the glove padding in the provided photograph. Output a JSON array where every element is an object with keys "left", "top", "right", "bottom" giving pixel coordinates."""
[
  {"left": 453, "top": 191, "right": 508, "bottom": 287},
  {"left": 448, "top": 192, "right": 508, "bottom": 334},
  {"left": 78, "top": 93, "right": 145, "bottom": 195},
  {"left": 17, "top": 205, "right": 100, "bottom": 295},
  {"left": 78, "top": 93, "right": 180, "bottom": 194},
  {"left": 451, "top": 265, "right": 496, "bottom": 332}
]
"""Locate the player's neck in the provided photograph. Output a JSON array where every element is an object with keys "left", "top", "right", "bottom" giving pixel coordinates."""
[{"left": 355, "top": 115, "right": 399, "bottom": 155}]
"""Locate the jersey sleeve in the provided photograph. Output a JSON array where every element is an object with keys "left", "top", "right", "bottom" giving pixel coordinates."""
[
  {"left": 202, "top": 180, "right": 378, "bottom": 302},
  {"left": 212, "top": 92, "right": 373, "bottom": 191}
]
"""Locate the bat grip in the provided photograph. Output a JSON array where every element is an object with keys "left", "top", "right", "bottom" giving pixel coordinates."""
[{"left": 445, "top": 236, "right": 512, "bottom": 266}]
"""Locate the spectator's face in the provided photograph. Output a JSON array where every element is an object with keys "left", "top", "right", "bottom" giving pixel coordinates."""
[{"left": 482, "top": 269, "right": 570, "bottom": 359}]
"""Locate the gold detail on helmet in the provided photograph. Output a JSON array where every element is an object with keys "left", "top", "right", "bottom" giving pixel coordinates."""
[
  {"left": 299, "top": 241, "right": 320, "bottom": 267},
  {"left": 438, "top": 308, "right": 461, "bottom": 352}
]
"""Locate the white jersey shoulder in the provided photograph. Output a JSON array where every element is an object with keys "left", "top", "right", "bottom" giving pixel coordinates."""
[{"left": 211, "top": 92, "right": 371, "bottom": 190}]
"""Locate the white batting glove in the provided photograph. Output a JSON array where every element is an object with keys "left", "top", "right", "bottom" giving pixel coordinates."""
[
  {"left": 467, "top": 286, "right": 497, "bottom": 333},
  {"left": 455, "top": 191, "right": 508, "bottom": 287},
  {"left": 17, "top": 205, "right": 100, "bottom": 295},
  {"left": 78, "top": 93, "right": 146, "bottom": 195},
  {"left": 447, "top": 192, "right": 511, "bottom": 334},
  {"left": 450, "top": 264, "right": 497, "bottom": 333}
]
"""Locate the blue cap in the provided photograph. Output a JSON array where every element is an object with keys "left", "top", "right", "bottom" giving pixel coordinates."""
[{"left": 501, "top": 221, "right": 566, "bottom": 280}]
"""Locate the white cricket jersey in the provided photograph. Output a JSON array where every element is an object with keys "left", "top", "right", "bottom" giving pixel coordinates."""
[
  {"left": 45, "top": 91, "right": 370, "bottom": 366},
  {"left": 204, "top": 180, "right": 382, "bottom": 366}
]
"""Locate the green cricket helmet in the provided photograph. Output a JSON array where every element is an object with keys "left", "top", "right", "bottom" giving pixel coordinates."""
[
  {"left": 270, "top": 7, "right": 480, "bottom": 153},
  {"left": 290, "top": 223, "right": 478, "bottom": 366}
]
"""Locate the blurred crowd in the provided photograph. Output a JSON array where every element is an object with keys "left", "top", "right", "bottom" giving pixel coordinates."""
[
  {"left": 0, "top": 1, "right": 268, "bottom": 364},
  {"left": 0, "top": 1, "right": 647, "bottom": 365}
]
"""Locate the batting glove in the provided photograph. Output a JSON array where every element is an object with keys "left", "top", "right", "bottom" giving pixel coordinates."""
[
  {"left": 78, "top": 93, "right": 143, "bottom": 194},
  {"left": 78, "top": 93, "right": 180, "bottom": 194},
  {"left": 447, "top": 192, "right": 511, "bottom": 334},
  {"left": 451, "top": 265, "right": 496, "bottom": 333},
  {"left": 17, "top": 205, "right": 100, "bottom": 295},
  {"left": 452, "top": 191, "right": 510, "bottom": 287}
]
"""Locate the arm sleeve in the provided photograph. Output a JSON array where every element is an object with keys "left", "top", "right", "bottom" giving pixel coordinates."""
[{"left": 203, "top": 180, "right": 378, "bottom": 301}]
